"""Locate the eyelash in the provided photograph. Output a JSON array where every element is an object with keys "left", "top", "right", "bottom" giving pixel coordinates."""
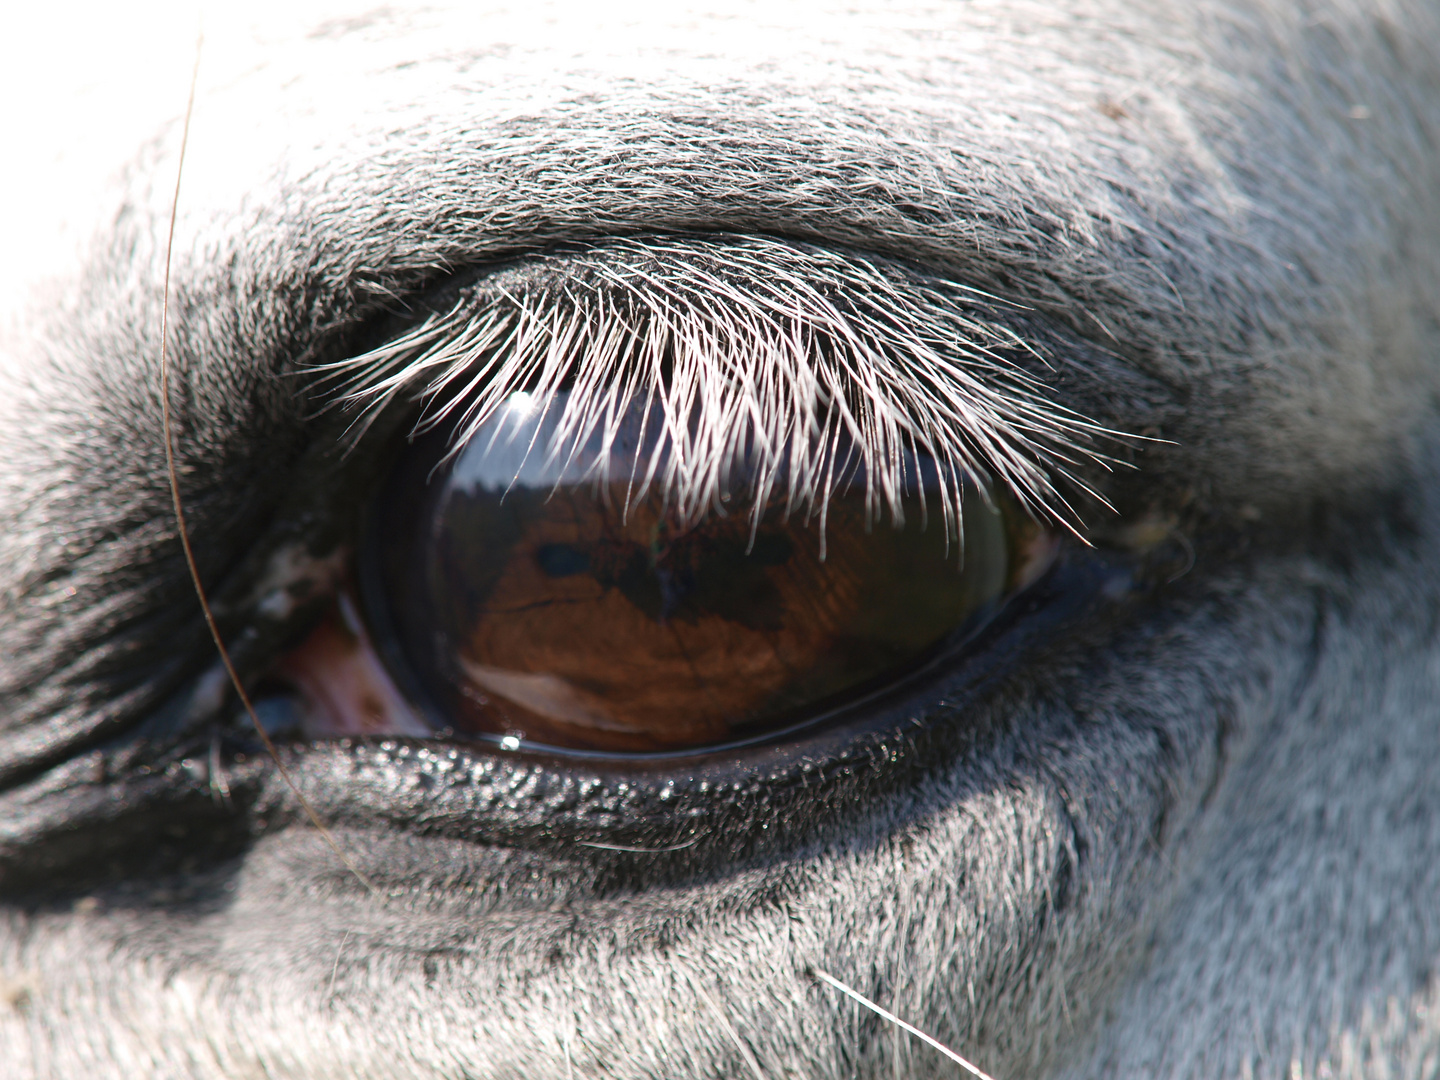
[{"left": 312, "top": 233, "right": 1122, "bottom": 542}]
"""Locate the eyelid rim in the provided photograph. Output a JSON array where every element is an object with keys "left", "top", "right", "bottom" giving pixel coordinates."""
[{"left": 226, "top": 546, "right": 1145, "bottom": 873}]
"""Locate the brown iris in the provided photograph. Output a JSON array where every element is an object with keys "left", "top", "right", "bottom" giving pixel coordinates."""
[{"left": 367, "top": 393, "right": 1037, "bottom": 754}]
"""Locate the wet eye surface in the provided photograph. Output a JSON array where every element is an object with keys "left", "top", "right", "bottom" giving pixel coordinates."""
[{"left": 354, "top": 391, "right": 1052, "bottom": 755}]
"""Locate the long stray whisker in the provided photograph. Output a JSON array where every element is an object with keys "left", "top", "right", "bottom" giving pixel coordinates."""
[
  {"left": 812, "top": 968, "right": 999, "bottom": 1080},
  {"left": 156, "top": 28, "right": 377, "bottom": 898}
]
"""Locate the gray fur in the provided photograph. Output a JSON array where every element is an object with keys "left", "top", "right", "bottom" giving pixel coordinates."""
[{"left": 1, "top": 1, "right": 1438, "bottom": 1077}]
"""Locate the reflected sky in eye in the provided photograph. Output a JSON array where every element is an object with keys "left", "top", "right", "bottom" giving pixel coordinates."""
[
  {"left": 447, "top": 388, "right": 953, "bottom": 524},
  {"left": 450, "top": 390, "right": 665, "bottom": 496}
]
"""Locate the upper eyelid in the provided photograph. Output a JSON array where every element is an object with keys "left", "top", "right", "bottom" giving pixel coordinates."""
[{"left": 310, "top": 233, "right": 1128, "bottom": 540}]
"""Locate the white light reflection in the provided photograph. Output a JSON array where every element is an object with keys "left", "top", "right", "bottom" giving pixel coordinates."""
[{"left": 504, "top": 390, "right": 537, "bottom": 418}]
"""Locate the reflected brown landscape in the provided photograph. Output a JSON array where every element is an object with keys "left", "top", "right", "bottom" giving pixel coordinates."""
[{"left": 383, "top": 442, "right": 1016, "bottom": 752}]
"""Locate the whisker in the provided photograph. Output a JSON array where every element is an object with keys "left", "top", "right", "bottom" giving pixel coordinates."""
[
  {"left": 812, "top": 968, "right": 999, "bottom": 1080},
  {"left": 574, "top": 838, "right": 700, "bottom": 853},
  {"left": 325, "top": 929, "right": 353, "bottom": 1005},
  {"left": 156, "top": 26, "right": 376, "bottom": 899},
  {"left": 692, "top": 979, "right": 770, "bottom": 1080}
]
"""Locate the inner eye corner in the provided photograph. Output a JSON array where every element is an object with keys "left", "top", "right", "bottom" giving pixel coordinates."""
[{"left": 260, "top": 384, "right": 1063, "bottom": 761}]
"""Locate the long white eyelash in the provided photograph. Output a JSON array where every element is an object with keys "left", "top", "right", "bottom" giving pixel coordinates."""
[{"left": 310, "top": 234, "right": 1118, "bottom": 541}]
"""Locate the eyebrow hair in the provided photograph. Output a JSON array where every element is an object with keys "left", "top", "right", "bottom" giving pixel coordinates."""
[{"left": 315, "top": 234, "right": 1122, "bottom": 541}]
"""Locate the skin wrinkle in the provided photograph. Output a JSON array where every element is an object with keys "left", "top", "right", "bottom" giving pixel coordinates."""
[{"left": 0, "top": 1, "right": 1438, "bottom": 1077}]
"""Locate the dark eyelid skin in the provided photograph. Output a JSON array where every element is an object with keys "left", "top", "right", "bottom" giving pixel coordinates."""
[{"left": 3, "top": 4, "right": 1440, "bottom": 1079}]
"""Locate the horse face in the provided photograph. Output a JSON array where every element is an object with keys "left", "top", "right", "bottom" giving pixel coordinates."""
[{"left": 2, "top": 3, "right": 1438, "bottom": 1077}]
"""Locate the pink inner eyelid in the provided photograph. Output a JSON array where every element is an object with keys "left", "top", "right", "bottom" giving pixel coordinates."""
[{"left": 277, "top": 592, "right": 429, "bottom": 739}]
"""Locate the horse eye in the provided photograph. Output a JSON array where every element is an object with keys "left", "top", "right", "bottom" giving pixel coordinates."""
[{"left": 275, "top": 389, "right": 1057, "bottom": 756}]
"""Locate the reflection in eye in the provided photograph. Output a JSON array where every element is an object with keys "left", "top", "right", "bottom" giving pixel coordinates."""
[{"left": 343, "top": 390, "right": 1055, "bottom": 755}]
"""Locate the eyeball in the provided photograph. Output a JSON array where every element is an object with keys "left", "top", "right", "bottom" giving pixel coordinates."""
[{"left": 331, "top": 390, "right": 1056, "bottom": 756}]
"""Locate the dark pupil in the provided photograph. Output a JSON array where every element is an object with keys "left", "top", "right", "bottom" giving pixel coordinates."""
[{"left": 370, "top": 394, "right": 1011, "bottom": 754}]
